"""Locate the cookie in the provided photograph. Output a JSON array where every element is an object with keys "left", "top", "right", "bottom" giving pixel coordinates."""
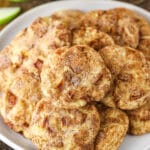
[
  {"left": 41, "top": 45, "right": 112, "bottom": 108},
  {"left": 24, "top": 99, "right": 100, "bottom": 150},
  {"left": 82, "top": 8, "right": 139, "bottom": 48},
  {"left": 51, "top": 9, "right": 85, "bottom": 28},
  {"left": 95, "top": 106, "right": 129, "bottom": 150},
  {"left": 110, "top": 8, "right": 150, "bottom": 61},
  {"left": 0, "top": 72, "right": 41, "bottom": 132},
  {"left": 82, "top": 8, "right": 150, "bottom": 61},
  {"left": 73, "top": 27, "right": 114, "bottom": 50},
  {"left": 127, "top": 100, "right": 150, "bottom": 135},
  {"left": 82, "top": 10, "right": 117, "bottom": 34},
  {"left": 99, "top": 45, "right": 150, "bottom": 110}
]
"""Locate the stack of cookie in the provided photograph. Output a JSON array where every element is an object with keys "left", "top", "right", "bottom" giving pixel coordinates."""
[{"left": 0, "top": 8, "right": 149, "bottom": 150}]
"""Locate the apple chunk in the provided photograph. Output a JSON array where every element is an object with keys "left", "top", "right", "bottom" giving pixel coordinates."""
[{"left": 0, "top": 7, "right": 21, "bottom": 25}]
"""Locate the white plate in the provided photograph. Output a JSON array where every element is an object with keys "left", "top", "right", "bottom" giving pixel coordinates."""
[{"left": 0, "top": 0, "right": 150, "bottom": 150}]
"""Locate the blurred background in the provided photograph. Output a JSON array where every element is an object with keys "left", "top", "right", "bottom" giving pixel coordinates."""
[{"left": 0, "top": 0, "right": 149, "bottom": 149}]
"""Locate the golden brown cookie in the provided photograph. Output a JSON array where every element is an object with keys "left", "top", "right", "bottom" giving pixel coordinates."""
[
  {"left": 28, "top": 16, "right": 72, "bottom": 52},
  {"left": 0, "top": 45, "right": 42, "bottom": 133},
  {"left": 82, "top": 10, "right": 117, "bottom": 34},
  {"left": 73, "top": 27, "right": 114, "bottom": 50},
  {"left": 127, "top": 99, "right": 150, "bottom": 135},
  {"left": 82, "top": 9, "right": 139, "bottom": 48},
  {"left": 51, "top": 9, "right": 85, "bottom": 28},
  {"left": 0, "top": 72, "right": 41, "bottom": 133},
  {"left": 41, "top": 45, "right": 112, "bottom": 108},
  {"left": 8, "top": 10, "right": 84, "bottom": 57},
  {"left": 9, "top": 17, "right": 72, "bottom": 57},
  {"left": 0, "top": 45, "right": 45, "bottom": 95},
  {"left": 99, "top": 45, "right": 150, "bottom": 110},
  {"left": 0, "top": 10, "right": 81, "bottom": 85},
  {"left": 110, "top": 8, "right": 150, "bottom": 61},
  {"left": 24, "top": 99, "right": 100, "bottom": 150},
  {"left": 95, "top": 106, "right": 129, "bottom": 150},
  {"left": 108, "top": 8, "right": 140, "bottom": 49},
  {"left": 82, "top": 8, "right": 150, "bottom": 60}
]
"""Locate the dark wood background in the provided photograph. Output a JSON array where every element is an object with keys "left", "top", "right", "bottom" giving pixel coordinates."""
[{"left": 0, "top": 0, "right": 149, "bottom": 149}]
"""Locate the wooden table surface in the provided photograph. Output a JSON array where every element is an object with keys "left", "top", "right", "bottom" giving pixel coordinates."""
[{"left": 0, "top": 0, "right": 149, "bottom": 149}]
